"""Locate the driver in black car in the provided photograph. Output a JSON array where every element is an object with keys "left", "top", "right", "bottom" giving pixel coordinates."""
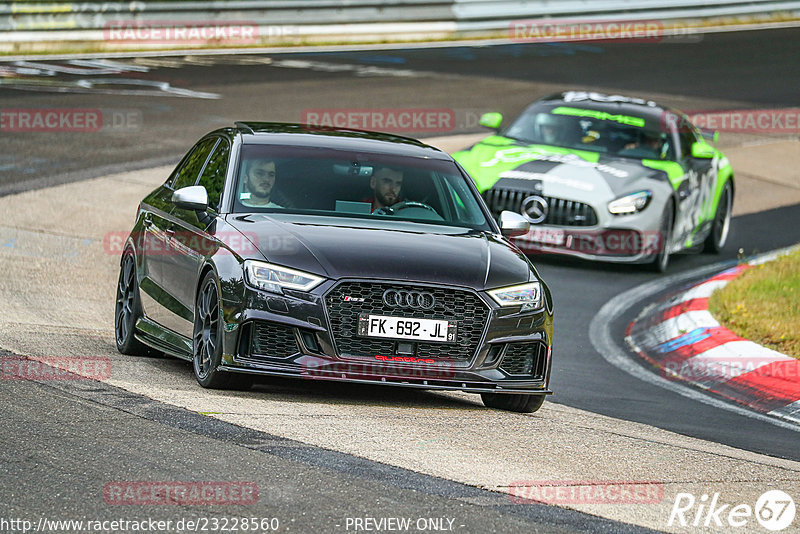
[{"left": 365, "top": 166, "right": 403, "bottom": 212}]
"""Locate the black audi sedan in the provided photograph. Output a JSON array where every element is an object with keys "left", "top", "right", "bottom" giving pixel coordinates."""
[{"left": 115, "top": 123, "right": 554, "bottom": 413}]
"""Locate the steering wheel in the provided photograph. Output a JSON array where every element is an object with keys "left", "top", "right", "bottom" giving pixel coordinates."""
[{"left": 372, "top": 201, "right": 439, "bottom": 217}]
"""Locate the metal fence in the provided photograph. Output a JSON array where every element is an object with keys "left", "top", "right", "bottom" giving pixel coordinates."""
[{"left": 2, "top": 0, "right": 799, "bottom": 50}]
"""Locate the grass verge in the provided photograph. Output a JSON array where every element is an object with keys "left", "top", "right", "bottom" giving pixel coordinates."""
[{"left": 709, "top": 248, "right": 800, "bottom": 358}]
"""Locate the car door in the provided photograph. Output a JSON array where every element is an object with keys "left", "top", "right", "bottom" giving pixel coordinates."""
[
  {"left": 671, "top": 123, "right": 714, "bottom": 248},
  {"left": 149, "top": 137, "right": 217, "bottom": 336},
  {"left": 162, "top": 136, "right": 231, "bottom": 339},
  {"left": 138, "top": 182, "right": 177, "bottom": 328}
]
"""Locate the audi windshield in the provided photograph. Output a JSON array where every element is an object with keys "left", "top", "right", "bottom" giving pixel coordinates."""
[{"left": 232, "top": 144, "right": 494, "bottom": 231}]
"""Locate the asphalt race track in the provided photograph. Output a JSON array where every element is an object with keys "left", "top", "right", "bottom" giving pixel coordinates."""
[{"left": 1, "top": 26, "right": 800, "bottom": 533}]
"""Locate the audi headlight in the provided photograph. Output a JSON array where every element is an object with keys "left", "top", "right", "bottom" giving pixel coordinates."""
[
  {"left": 487, "top": 282, "right": 542, "bottom": 308},
  {"left": 608, "top": 190, "right": 652, "bottom": 215},
  {"left": 244, "top": 260, "right": 324, "bottom": 294}
]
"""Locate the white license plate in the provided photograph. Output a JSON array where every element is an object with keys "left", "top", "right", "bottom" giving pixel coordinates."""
[
  {"left": 357, "top": 314, "right": 457, "bottom": 344},
  {"left": 526, "top": 228, "right": 566, "bottom": 246}
]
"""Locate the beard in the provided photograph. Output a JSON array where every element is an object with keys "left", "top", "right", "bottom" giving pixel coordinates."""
[
  {"left": 248, "top": 179, "right": 272, "bottom": 199},
  {"left": 377, "top": 190, "right": 398, "bottom": 207},
  {"left": 252, "top": 188, "right": 271, "bottom": 199}
]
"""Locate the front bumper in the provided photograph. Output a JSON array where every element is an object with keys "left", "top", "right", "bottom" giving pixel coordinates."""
[
  {"left": 482, "top": 182, "right": 669, "bottom": 264},
  {"left": 512, "top": 225, "right": 663, "bottom": 264},
  {"left": 220, "top": 279, "right": 554, "bottom": 395}
]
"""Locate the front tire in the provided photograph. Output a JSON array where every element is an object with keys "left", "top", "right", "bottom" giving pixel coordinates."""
[
  {"left": 647, "top": 204, "right": 673, "bottom": 273},
  {"left": 193, "top": 271, "right": 253, "bottom": 390},
  {"left": 704, "top": 181, "right": 732, "bottom": 253},
  {"left": 481, "top": 393, "right": 546, "bottom": 413},
  {"left": 115, "top": 250, "right": 149, "bottom": 355}
]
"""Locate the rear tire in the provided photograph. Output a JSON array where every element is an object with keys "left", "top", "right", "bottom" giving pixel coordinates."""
[
  {"left": 481, "top": 393, "right": 546, "bottom": 413},
  {"left": 704, "top": 181, "right": 732, "bottom": 253},
  {"left": 647, "top": 204, "right": 673, "bottom": 273},
  {"left": 115, "top": 250, "right": 150, "bottom": 355},
  {"left": 193, "top": 271, "right": 253, "bottom": 390}
]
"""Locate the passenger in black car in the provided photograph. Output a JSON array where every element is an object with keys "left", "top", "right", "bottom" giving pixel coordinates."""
[{"left": 240, "top": 159, "right": 283, "bottom": 208}]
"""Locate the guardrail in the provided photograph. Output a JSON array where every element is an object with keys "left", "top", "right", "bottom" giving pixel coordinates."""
[
  {"left": 2, "top": 0, "right": 799, "bottom": 52},
  {"left": 454, "top": 0, "right": 800, "bottom": 30}
]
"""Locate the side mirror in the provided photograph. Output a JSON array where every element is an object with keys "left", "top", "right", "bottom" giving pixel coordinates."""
[
  {"left": 172, "top": 185, "right": 209, "bottom": 211},
  {"left": 499, "top": 210, "right": 530, "bottom": 238},
  {"left": 690, "top": 142, "right": 715, "bottom": 159},
  {"left": 479, "top": 112, "right": 503, "bottom": 130}
]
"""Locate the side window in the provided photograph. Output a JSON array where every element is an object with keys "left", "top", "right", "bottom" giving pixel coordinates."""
[
  {"left": 171, "top": 138, "right": 217, "bottom": 190},
  {"left": 443, "top": 177, "right": 480, "bottom": 224},
  {"left": 677, "top": 115, "right": 698, "bottom": 160},
  {"left": 678, "top": 131, "right": 696, "bottom": 160},
  {"left": 197, "top": 139, "right": 230, "bottom": 211},
  {"left": 660, "top": 134, "right": 677, "bottom": 161}
]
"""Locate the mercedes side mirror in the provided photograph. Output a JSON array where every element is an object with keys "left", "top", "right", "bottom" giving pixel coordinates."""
[
  {"left": 479, "top": 112, "right": 503, "bottom": 130},
  {"left": 691, "top": 142, "right": 715, "bottom": 159}
]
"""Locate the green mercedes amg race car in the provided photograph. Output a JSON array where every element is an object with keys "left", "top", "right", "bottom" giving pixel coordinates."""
[{"left": 453, "top": 91, "right": 734, "bottom": 271}]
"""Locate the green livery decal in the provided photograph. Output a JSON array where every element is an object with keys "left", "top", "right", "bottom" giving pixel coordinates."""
[
  {"left": 454, "top": 139, "right": 631, "bottom": 192},
  {"left": 641, "top": 159, "right": 684, "bottom": 189},
  {"left": 551, "top": 106, "right": 646, "bottom": 127},
  {"left": 707, "top": 148, "right": 734, "bottom": 220}
]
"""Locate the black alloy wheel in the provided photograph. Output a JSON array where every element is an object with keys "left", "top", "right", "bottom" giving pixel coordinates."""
[
  {"left": 193, "top": 271, "right": 252, "bottom": 390},
  {"left": 115, "top": 250, "right": 149, "bottom": 355}
]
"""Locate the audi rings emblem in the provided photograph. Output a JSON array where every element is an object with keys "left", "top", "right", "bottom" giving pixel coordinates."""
[
  {"left": 521, "top": 195, "right": 549, "bottom": 224},
  {"left": 382, "top": 289, "right": 436, "bottom": 310}
]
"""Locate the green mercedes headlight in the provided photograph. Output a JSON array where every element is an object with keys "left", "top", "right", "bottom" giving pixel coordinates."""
[
  {"left": 487, "top": 282, "right": 542, "bottom": 308},
  {"left": 244, "top": 260, "right": 325, "bottom": 294}
]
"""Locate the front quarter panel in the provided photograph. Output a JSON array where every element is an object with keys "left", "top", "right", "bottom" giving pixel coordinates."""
[{"left": 708, "top": 149, "right": 734, "bottom": 219}]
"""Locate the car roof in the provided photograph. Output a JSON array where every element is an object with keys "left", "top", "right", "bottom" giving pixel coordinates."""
[
  {"left": 533, "top": 91, "right": 679, "bottom": 129},
  {"left": 230, "top": 122, "right": 452, "bottom": 160}
]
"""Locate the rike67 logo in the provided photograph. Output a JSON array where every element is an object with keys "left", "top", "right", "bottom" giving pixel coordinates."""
[{"left": 668, "top": 490, "right": 796, "bottom": 531}]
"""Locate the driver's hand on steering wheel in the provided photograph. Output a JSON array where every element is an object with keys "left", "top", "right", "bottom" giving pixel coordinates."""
[{"left": 372, "top": 200, "right": 439, "bottom": 217}]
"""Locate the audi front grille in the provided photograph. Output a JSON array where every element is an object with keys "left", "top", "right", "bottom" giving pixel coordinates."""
[
  {"left": 324, "top": 281, "right": 490, "bottom": 363},
  {"left": 483, "top": 188, "right": 598, "bottom": 227}
]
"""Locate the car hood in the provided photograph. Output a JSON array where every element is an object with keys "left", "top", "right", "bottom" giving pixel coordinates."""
[
  {"left": 454, "top": 136, "right": 670, "bottom": 201},
  {"left": 227, "top": 214, "right": 533, "bottom": 290}
]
